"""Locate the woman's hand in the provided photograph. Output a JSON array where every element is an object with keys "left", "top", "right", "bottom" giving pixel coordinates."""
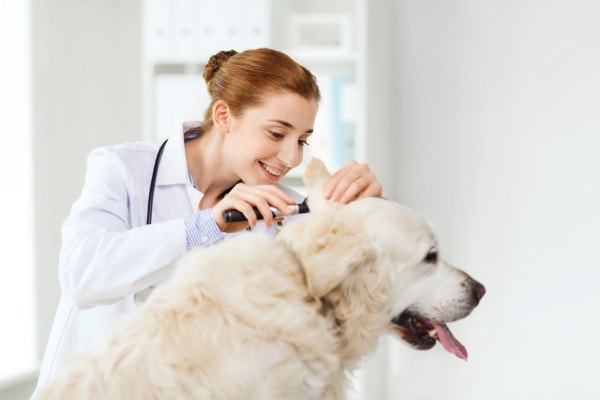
[
  {"left": 323, "top": 160, "right": 382, "bottom": 204},
  {"left": 211, "top": 183, "right": 296, "bottom": 232}
]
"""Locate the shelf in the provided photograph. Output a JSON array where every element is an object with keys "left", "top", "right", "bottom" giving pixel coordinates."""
[
  {"left": 143, "top": 0, "right": 366, "bottom": 165},
  {"left": 148, "top": 52, "right": 358, "bottom": 70},
  {"left": 285, "top": 50, "right": 359, "bottom": 65}
]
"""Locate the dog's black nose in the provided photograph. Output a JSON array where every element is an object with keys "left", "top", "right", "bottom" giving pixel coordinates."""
[
  {"left": 461, "top": 277, "right": 485, "bottom": 305},
  {"left": 473, "top": 281, "right": 486, "bottom": 303}
]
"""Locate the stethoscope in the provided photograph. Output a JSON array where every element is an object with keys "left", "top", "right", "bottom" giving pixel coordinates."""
[
  {"left": 147, "top": 130, "right": 204, "bottom": 224},
  {"left": 146, "top": 136, "right": 309, "bottom": 226},
  {"left": 146, "top": 138, "right": 168, "bottom": 225}
]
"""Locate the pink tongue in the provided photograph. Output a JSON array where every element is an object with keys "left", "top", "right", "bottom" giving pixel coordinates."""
[{"left": 431, "top": 322, "right": 468, "bottom": 360}]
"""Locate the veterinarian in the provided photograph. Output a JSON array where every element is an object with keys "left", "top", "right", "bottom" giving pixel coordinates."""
[{"left": 32, "top": 48, "right": 382, "bottom": 397}]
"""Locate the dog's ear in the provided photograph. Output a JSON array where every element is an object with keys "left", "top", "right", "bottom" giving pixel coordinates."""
[
  {"left": 280, "top": 157, "right": 376, "bottom": 297},
  {"left": 303, "top": 157, "right": 331, "bottom": 213},
  {"left": 280, "top": 213, "right": 376, "bottom": 298}
]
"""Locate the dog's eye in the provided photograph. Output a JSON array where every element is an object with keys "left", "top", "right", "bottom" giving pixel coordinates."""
[{"left": 424, "top": 250, "right": 438, "bottom": 264}]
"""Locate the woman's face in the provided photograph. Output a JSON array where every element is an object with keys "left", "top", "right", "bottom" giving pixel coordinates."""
[{"left": 223, "top": 92, "right": 318, "bottom": 185}]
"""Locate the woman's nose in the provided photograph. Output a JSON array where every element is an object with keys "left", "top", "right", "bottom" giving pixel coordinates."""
[{"left": 277, "top": 140, "right": 302, "bottom": 168}]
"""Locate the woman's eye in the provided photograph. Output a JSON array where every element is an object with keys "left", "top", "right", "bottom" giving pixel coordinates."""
[
  {"left": 268, "top": 130, "right": 284, "bottom": 139},
  {"left": 298, "top": 139, "right": 310, "bottom": 147}
]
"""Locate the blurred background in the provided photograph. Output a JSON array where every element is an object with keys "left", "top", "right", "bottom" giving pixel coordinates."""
[{"left": 1, "top": 0, "right": 599, "bottom": 399}]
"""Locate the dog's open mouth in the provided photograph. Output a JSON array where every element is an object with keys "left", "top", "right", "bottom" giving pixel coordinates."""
[{"left": 390, "top": 312, "right": 468, "bottom": 360}]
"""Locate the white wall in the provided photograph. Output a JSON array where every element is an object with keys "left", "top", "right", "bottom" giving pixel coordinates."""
[
  {"left": 372, "top": 0, "right": 600, "bottom": 398},
  {"left": 31, "top": 0, "right": 143, "bottom": 363},
  {"left": 363, "top": 0, "right": 399, "bottom": 197}
]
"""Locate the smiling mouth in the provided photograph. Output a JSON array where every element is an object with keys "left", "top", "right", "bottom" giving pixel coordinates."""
[
  {"left": 260, "top": 161, "right": 283, "bottom": 178},
  {"left": 390, "top": 311, "right": 468, "bottom": 360}
]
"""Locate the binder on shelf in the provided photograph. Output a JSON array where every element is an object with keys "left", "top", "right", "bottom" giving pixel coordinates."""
[
  {"left": 310, "top": 74, "right": 335, "bottom": 169},
  {"left": 146, "top": 0, "right": 272, "bottom": 62},
  {"left": 144, "top": 0, "right": 173, "bottom": 59},
  {"left": 292, "top": 73, "right": 356, "bottom": 175},
  {"left": 172, "top": 0, "right": 197, "bottom": 58},
  {"left": 288, "top": 14, "right": 353, "bottom": 57},
  {"left": 332, "top": 75, "right": 356, "bottom": 166}
]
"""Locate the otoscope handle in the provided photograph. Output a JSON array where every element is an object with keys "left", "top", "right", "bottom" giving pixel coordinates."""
[{"left": 223, "top": 200, "right": 309, "bottom": 223}]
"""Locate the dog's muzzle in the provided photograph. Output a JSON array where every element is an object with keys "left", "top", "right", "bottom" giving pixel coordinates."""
[{"left": 390, "top": 280, "right": 486, "bottom": 360}]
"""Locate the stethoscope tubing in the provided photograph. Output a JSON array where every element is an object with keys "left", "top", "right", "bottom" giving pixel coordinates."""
[{"left": 146, "top": 139, "right": 169, "bottom": 225}]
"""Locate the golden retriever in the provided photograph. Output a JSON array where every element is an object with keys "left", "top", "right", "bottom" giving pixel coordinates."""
[{"left": 36, "top": 158, "right": 485, "bottom": 399}]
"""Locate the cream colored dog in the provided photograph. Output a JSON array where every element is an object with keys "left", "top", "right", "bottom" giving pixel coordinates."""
[{"left": 37, "top": 158, "right": 485, "bottom": 400}]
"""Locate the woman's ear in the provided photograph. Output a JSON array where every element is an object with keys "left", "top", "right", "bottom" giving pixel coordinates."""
[{"left": 213, "top": 100, "right": 231, "bottom": 133}]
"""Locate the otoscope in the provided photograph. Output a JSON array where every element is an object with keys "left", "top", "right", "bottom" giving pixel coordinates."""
[{"left": 223, "top": 198, "right": 309, "bottom": 222}]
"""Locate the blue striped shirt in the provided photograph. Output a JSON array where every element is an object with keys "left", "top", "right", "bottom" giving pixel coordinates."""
[{"left": 184, "top": 209, "right": 225, "bottom": 250}]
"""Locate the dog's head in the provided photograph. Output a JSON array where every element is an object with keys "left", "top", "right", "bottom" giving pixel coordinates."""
[{"left": 278, "top": 158, "right": 485, "bottom": 362}]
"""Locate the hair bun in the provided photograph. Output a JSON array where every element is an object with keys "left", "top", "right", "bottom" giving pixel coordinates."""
[{"left": 204, "top": 50, "right": 238, "bottom": 84}]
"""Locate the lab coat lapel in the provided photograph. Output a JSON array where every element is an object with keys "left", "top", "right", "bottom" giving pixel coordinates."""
[{"left": 151, "top": 129, "right": 198, "bottom": 220}]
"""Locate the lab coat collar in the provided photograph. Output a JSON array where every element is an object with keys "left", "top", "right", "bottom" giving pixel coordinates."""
[{"left": 154, "top": 123, "right": 195, "bottom": 186}]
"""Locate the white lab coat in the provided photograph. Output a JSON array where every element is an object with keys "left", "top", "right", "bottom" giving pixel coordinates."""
[{"left": 33, "top": 125, "right": 305, "bottom": 396}]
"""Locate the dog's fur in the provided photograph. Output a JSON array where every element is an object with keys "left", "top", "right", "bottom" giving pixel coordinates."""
[{"left": 37, "top": 158, "right": 485, "bottom": 400}]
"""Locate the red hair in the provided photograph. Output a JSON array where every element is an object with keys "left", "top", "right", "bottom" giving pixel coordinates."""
[{"left": 201, "top": 48, "right": 321, "bottom": 129}]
